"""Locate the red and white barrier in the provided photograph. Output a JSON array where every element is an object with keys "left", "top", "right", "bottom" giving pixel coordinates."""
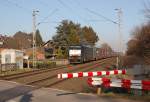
[
  {"left": 88, "top": 77, "right": 150, "bottom": 84},
  {"left": 88, "top": 77, "right": 150, "bottom": 90},
  {"left": 57, "top": 70, "right": 126, "bottom": 79}
]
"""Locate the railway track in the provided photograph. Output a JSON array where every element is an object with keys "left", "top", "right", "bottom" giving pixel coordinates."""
[
  {"left": 1, "top": 57, "right": 116, "bottom": 92},
  {"left": 26, "top": 59, "right": 108, "bottom": 86},
  {"left": 0, "top": 65, "right": 73, "bottom": 80},
  {"left": 48, "top": 57, "right": 116, "bottom": 92},
  {"left": 22, "top": 58, "right": 115, "bottom": 88},
  {"left": 8, "top": 58, "right": 110, "bottom": 84}
]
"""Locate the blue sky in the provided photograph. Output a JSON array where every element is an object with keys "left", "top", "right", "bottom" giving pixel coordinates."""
[{"left": 0, "top": 0, "right": 147, "bottom": 51}]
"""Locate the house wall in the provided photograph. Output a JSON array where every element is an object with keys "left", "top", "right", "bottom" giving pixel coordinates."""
[
  {"left": 15, "top": 50, "right": 23, "bottom": 69},
  {"left": 1, "top": 49, "right": 15, "bottom": 64}
]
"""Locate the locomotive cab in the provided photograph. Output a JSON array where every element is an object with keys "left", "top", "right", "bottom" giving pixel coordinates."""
[
  {"left": 68, "top": 45, "right": 96, "bottom": 64},
  {"left": 68, "top": 46, "right": 82, "bottom": 64}
]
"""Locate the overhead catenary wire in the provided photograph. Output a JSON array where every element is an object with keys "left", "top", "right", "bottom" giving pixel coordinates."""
[
  {"left": 85, "top": 19, "right": 108, "bottom": 22},
  {"left": 86, "top": 8, "right": 118, "bottom": 25},
  {"left": 61, "top": 0, "right": 113, "bottom": 46},
  {"left": 71, "top": 0, "right": 102, "bottom": 24},
  {"left": 56, "top": 0, "right": 87, "bottom": 23},
  {"left": 69, "top": 0, "right": 81, "bottom": 7},
  {"left": 37, "top": 0, "right": 50, "bottom": 7},
  {"left": 36, "top": 0, "right": 59, "bottom": 23},
  {"left": 4, "top": 0, "right": 32, "bottom": 14},
  {"left": 86, "top": 8, "right": 123, "bottom": 69},
  {"left": 37, "top": 9, "right": 59, "bottom": 26},
  {"left": 57, "top": 0, "right": 72, "bottom": 10},
  {"left": 68, "top": 0, "right": 100, "bottom": 24},
  {"left": 4, "top": 0, "right": 58, "bottom": 22}
]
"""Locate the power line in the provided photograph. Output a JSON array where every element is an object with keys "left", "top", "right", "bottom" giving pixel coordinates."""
[
  {"left": 37, "top": 0, "right": 50, "bottom": 7},
  {"left": 86, "top": 19, "right": 108, "bottom": 22},
  {"left": 56, "top": 0, "right": 87, "bottom": 23},
  {"left": 4, "top": 0, "right": 31, "bottom": 14},
  {"left": 68, "top": 0, "right": 109, "bottom": 24},
  {"left": 85, "top": 7, "right": 123, "bottom": 69},
  {"left": 38, "top": 9, "right": 59, "bottom": 26},
  {"left": 57, "top": 0, "right": 72, "bottom": 10},
  {"left": 86, "top": 8, "right": 118, "bottom": 25},
  {"left": 24, "top": 1, "right": 58, "bottom": 26},
  {"left": 69, "top": 0, "right": 81, "bottom": 7}
]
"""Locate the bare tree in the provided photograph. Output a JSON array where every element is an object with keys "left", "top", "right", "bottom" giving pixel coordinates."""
[
  {"left": 143, "top": 0, "right": 150, "bottom": 21},
  {"left": 126, "top": 23, "right": 150, "bottom": 65},
  {"left": 101, "top": 43, "right": 113, "bottom": 52}
]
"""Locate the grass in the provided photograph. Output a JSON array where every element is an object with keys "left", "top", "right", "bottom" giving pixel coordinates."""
[
  {"left": 82, "top": 85, "right": 150, "bottom": 102},
  {"left": 0, "top": 68, "right": 34, "bottom": 76},
  {"left": 99, "top": 92, "right": 150, "bottom": 102},
  {"left": 82, "top": 82, "right": 150, "bottom": 102},
  {"left": 0, "top": 64, "right": 65, "bottom": 76}
]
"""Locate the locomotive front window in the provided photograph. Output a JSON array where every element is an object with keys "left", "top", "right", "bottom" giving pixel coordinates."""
[{"left": 69, "top": 49, "right": 81, "bottom": 56}]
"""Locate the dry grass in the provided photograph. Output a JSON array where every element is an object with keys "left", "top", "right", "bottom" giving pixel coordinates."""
[
  {"left": 99, "top": 92, "right": 150, "bottom": 102},
  {"left": 0, "top": 68, "right": 34, "bottom": 76}
]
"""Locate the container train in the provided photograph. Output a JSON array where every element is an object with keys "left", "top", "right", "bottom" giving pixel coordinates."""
[{"left": 68, "top": 44, "right": 116, "bottom": 64}]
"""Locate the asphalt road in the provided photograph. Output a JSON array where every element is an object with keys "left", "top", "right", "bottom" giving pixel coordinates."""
[{"left": 0, "top": 80, "right": 145, "bottom": 102}]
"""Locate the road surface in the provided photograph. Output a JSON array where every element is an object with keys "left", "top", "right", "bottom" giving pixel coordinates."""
[{"left": 0, "top": 80, "right": 145, "bottom": 102}]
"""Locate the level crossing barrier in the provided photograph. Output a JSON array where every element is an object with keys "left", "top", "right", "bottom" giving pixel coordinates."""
[
  {"left": 88, "top": 77, "right": 150, "bottom": 90},
  {"left": 57, "top": 69, "right": 126, "bottom": 79}
]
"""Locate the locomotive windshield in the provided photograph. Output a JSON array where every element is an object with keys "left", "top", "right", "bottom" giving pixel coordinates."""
[
  {"left": 68, "top": 46, "right": 82, "bottom": 63},
  {"left": 69, "top": 49, "right": 81, "bottom": 56}
]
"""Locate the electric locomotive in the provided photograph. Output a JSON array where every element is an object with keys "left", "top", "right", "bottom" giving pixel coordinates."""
[{"left": 68, "top": 44, "right": 96, "bottom": 64}]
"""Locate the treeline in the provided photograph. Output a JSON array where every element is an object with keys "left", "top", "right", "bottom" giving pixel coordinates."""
[
  {"left": 1, "top": 19, "right": 99, "bottom": 59},
  {"left": 124, "top": 23, "right": 150, "bottom": 66},
  {"left": 1, "top": 29, "right": 43, "bottom": 49},
  {"left": 124, "top": 4, "right": 150, "bottom": 66},
  {"left": 51, "top": 20, "right": 99, "bottom": 58},
  {"left": 52, "top": 20, "right": 99, "bottom": 47}
]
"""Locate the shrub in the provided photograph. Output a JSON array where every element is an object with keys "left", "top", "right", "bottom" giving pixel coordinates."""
[
  {"left": 36, "top": 61, "right": 56, "bottom": 69},
  {"left": 26, "top": 61, "right": 56, "bottom": 69}
]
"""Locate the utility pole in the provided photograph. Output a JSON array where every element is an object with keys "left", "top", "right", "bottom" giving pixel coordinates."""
[
  {"left": 32, "top": 10, "right": 39, "bottom": 68},
  {"left": 115, "top": 8, "right": 123, "bottom": 69}
]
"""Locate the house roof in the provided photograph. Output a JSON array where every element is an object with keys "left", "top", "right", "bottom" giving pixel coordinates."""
[
  {"left": 43, "top": 40, "right": 54, "bottom": 48},
  {"left": 0, "top": 48, "right": 24, "bottom": 53}
]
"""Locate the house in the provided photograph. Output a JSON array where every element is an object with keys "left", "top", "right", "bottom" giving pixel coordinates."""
[
  {"left": 24, "top": 47, "right": 45, "bottom": 60},
  {"left": 1, "top": 49, "right": 24, "bottom": 69},
  {"left": 43, "top": 40, "right": 54, "bottom": 48},
  {"left": 43, "top": 40, "right": 56, "bottom": 59},
  {"left": 37, "top": 51, "right": 45, "bottom": 60}
]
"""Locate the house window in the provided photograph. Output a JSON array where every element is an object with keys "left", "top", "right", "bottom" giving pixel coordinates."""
[{"left": 5, "top": 54, "right": 11, "bottom": 63}]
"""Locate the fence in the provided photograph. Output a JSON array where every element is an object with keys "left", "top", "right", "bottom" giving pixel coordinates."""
[{"left": 0, "top": 63, "right": 18, "bottom": 72}]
